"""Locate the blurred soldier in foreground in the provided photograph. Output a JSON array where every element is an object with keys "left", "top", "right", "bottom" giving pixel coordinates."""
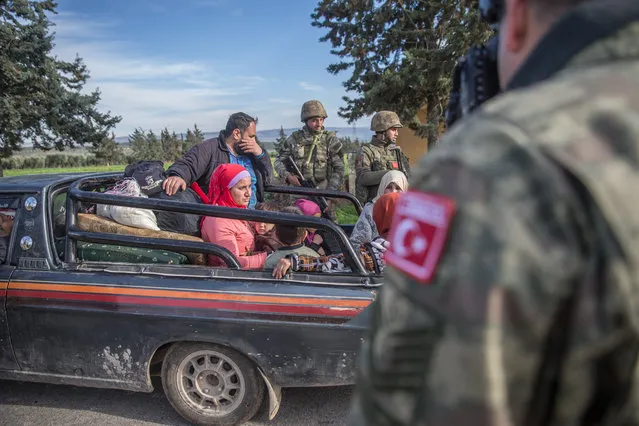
[
  {"left": 355, "top": 111, "right": 411, "bottom": 204},
  {"left": 273, "top": 100, "right": 345, "bottom": 213},
  {"left": 351, "top": 0, "right": 639, "bottom": 425}
]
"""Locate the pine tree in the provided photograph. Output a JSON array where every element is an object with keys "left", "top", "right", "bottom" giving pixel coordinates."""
[
  {"left": 91, "top": 132, "right": 123, "bottom": 166},
  {"left": 146, "top": 130, "right": 162, "bottom": 161},
  {"left": 311, "top": 0, "right": 492, "bottom": 148},
  {"left": 160, "top": 128, "right": 172, "bottom": 156},
  {"left": 167, "top": 131, "right": 182, "bottom": 161},
  {"left": 183, "top": 124, "right": 205, "bottom": 152},
  {"left": 193, "top": 124, "right": 205, "bottom": 144},
  {"left": 274, "top": 126, "right": 287, "bottom": 153},
  {"left": 129, "top": 128, "right": 148, "bottom": 161},
  {"left": 0, "top": 0, "right": 121, "bottom": 165}
]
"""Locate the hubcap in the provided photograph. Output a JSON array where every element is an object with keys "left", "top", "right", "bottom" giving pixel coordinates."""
[{"left": 176, "top": 349, "right": 246, "bottom": 415}]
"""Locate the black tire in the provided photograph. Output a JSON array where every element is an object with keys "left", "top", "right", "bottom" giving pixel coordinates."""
[{"left": 161, "top": 342, "right": 265, "bottom": 426}]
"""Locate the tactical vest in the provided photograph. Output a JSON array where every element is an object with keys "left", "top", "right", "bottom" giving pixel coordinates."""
[
  {"left": 358, "top": 141, "right": 410, "bottom": 203},
  {"left": 361, "top": 142, "right": 404, "bottom": 173},
  {"left": 291, "top": 129, "right": 336, "bottom": 186}
]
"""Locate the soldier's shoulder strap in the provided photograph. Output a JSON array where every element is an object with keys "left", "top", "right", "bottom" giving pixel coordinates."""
[
  {"left": 291, "top": 129, "right": 306, "bottom": 143},
  {"left": 359, "top": 143, "right": 375, "bottom": 157}
]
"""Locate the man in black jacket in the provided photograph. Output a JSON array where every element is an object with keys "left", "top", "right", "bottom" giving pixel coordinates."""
[{"left": 163, "top": 112, "right": 272, "bottom": 208}]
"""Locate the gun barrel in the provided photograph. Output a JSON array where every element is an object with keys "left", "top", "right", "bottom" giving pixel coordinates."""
[{"left": 286, "top": 156, "right": 304, "bottom": 176}]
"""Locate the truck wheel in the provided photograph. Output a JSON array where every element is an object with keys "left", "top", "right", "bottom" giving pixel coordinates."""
[{"left": 161, "top": 342, "right": 265, "bottom": 426}]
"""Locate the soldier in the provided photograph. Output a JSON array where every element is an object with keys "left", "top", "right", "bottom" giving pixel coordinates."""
[
  {"left": 273, "top": 100, "right": 345, "bottom": 212},
  {"left": 355, "top": 111, "right": 410, "bottom": 204},
  {"left": 350, "top": 0, "right": 639, "bottom": 425}
]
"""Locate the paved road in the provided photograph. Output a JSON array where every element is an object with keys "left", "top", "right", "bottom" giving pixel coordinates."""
[{"left": 0, "top": 378, "right": 354, "bottom": 425}]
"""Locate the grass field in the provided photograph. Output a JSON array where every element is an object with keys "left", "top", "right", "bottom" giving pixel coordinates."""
[{"left": 4, "top": 165, "right": 126, "bottom": 176}]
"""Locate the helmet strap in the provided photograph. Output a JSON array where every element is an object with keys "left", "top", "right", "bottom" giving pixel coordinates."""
[{"left": 376, "top": 131, "right": 390, "bottom": 145}]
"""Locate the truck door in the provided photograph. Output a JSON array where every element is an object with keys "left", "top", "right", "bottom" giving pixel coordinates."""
[
  {"left": 0, "top": 201, "right": 19, "bottom": 370},
  {"left": 0, "top": 266, "right": 17, "bottom": 370}
]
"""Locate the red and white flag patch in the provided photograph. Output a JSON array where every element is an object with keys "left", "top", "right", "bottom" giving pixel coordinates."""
[{"left": 385, "top": 191, "right": 456, "bottom": 284}]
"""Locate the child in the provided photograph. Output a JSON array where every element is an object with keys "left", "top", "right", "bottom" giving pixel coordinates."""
[
  {"left": 294, "top": 198, "right": 329, "bottom": 255},
  {"left": 263, "top": 206, "right": 320, "bottom": 271},
  {"left": 0, "top": 209, "right": 15, "bottom": 263},
  {"left": 252, "top": 201, "right": 283, "bottom": 254}
]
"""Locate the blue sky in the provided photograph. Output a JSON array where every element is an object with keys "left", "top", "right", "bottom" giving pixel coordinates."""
[{"left": 52, "top": 0, "right": 370, "bottom": 137}]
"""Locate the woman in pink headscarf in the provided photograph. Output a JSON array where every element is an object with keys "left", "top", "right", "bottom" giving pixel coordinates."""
[
  {"left": 294, "top": 199, "right": 327, "bottom": 255},
  {"left": 201, "top": 164, "right": 266, "bottom": 269}
]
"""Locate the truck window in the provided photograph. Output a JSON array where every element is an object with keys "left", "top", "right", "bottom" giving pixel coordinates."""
[{"left": 0, "top": 208, "right": 15, "bottom": 264}]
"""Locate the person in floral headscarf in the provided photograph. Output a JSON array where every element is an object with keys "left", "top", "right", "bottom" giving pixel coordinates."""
[
  {"left": 269, "top": 193, "right": 400, "bottom": 279},
  {"left": 200, "top": 164, "right": 266, "bottom": 269}
]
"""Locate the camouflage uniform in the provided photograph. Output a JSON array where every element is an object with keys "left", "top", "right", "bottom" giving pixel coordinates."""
[
  {"left": 274, "top": 101, "right": 345, "bottom": 191},
  {"left": 355, "top": 137, "right": 411, "bottom": 203},
  {"left": 350, "top": 3, "right": 639, "bottom": 426},
  {"left": 356, "top": 111, "right": 411, "bottom": 203}
]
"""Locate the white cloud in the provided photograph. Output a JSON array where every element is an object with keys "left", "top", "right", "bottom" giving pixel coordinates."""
[
  {"left": 51, "top": 12, "right": 266, "bottom": 136},
  {"left": 48, "top": 11, "right": 371, "bottom": 138},
  {"left": 299, "top": 81, "right": 324, "bottom": 92}
]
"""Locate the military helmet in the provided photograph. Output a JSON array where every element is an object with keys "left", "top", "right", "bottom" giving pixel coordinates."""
[
  {"left": 370, "top": 111, "right": 403, "bottom": 132},
  {"left": 301, "top": 100, "right": 328, "bottom": 122}
]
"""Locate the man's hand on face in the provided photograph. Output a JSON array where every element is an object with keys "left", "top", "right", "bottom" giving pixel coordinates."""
[
  {"left": 238, "top": 138, "right": 263, "bottom": 156},
  {"left": 286, "top": 174, "right": 302, "bottom": 186},
  {"left": 162, "top": 176, "right": 187, "bottom": 196}
]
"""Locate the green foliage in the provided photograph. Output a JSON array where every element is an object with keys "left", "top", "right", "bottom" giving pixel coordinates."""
[
  {"left": 311, "top": 0, "right": 492, "bottom": 147},
  {"left": 339, "top": 136, "right": 362, "bottom": 153},
  {"left": 183, "top": 124, "right": 204, "bottom": 153},
  {"left": 336, "top": 203, "right": 359, "bottom": 224},
  {"left": 0, "top": 0, "right": 121, "bottom": 159},
  {"left": 5, "top": 164, "right": 126, "bottom": 176},
  {"left": 160, "top": 128, "right": 183, "bottom": 162},
  {"left": 0, "top": 152, "right": 112, "bottom": 170},
  {"left": 91, "top": 132, "right": 123, "bottom": 165},
  {"left": 129, "top": 128, "right": 163, "bottom": 161},
  {"left": 274, "top": 125, "right": 287, "bottom": 153}
]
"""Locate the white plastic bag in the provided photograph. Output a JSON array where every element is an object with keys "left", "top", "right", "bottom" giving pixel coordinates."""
[{"left": 96, "top": 179, "right": 160, "bottom": 231}]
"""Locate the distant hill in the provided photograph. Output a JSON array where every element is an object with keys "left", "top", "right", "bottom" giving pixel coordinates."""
[{"left": 115, "top": 127, "right": 370, "bottom": 149}]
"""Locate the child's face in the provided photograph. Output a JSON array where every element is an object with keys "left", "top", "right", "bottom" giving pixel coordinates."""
[
  {"left": 308, "top": 212, "right": 321, "bottom": 233},
  {"left": 253, "top": 221, "right": 274, "bottom": 235},
  {"left": 0, "top": 214, "right": 13, "bottom": 235}
]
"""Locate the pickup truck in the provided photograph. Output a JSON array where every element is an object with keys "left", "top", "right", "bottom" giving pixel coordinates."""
[{"left": 0, "top": 173, "right": 382, "bottom": 425}]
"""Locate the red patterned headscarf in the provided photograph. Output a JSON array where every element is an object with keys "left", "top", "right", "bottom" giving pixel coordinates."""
[
  {"left": 207, "top": 164, "right": 251, "bottom": 208},
  {"left": 373, "top": 192, "right": 400, "bottom": 238}
]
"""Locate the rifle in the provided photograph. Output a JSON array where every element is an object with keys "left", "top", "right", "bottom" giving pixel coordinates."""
[
  {"left": 282, "top": 156, "right": 331, "bottom": 218},
  {"left": 393, "top": 148, "right": 407, "bottom": 175}
]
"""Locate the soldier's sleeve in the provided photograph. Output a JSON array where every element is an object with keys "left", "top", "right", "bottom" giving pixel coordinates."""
[
  {"left": 355, "top": 146, "right": 389, "bottom": 187},
  {"left": 273, "top": 135, "right": 295, "bottom": 180},
  {"left": 327, "top": 133, "right": 345, "bottom": 191},
  {"left": 349, "top": 115, "right": 591, "bottom": 426}
]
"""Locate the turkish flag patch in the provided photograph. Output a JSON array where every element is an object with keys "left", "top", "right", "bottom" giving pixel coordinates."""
[
  {"left": 391, "top": 161, "right": 399, "bottom": 169},
  {"left": 385, "top": 191, "right": 456, "bottom": 283}
]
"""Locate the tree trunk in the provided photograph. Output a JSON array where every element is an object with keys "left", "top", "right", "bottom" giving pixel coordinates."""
[{"left": 426, "top": 96, "right": 441, "bottom": 150}]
